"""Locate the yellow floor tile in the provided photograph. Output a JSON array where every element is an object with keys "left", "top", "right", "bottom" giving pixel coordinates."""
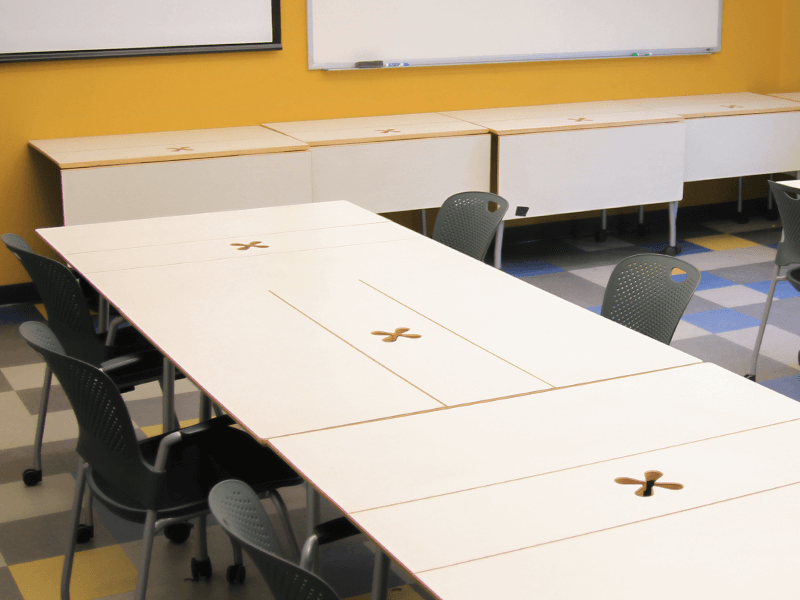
[
  {"left": 10, "top": 545, "right": 137, "bottom": 600},
  {"left": 686, "top": 234, "right": 759, "bottom": 251},
  {"left": 140, "top": 418, "right": 200, "bottom": 438},
  {"left": 347, "top": 585, "right": 426, "bottom": 600}
]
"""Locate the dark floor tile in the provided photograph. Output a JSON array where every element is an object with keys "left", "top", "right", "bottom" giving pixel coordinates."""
[
  {"left": 320, "top": 540, "right": 404, "bottom": 599},
  {"left": 760, "top": 373, "right": 800, "bottom": 401},
  {"left": 0, "top": 509, "right": 117, "bottom": 565},
  {"left": 0, "top": 337, "right": 44, "bottom": 368},
  {"left": 671, "top": 335, "right": 795, "bottom": 382},
  {"left": 0, "top": 567, "right": 24, "bottom": 600},
  {"left": 636, "top": 240, "right": 712, "bottom": 256},
  {"left": 504, "top": 238, "right": 585, "bottom": 257},
  {"left": 731, "top": 227, "right": 784, "bottom": 246},
  {"left": 0, "top": 439, "right": 78, "bottom": 485},
  {"left": 523, "top": 272, "right": 605, "bottom": 308},
  {"left": 547, "top": 247, "right": 652, "bottom": 271},
  {"left": 706, "top": 261, "right": 777, "bottom": 285},
  {"left": 0, "top": 370, "right": 11, "bottom": 393},
  {"left": 17, "top": 385, "right": 71, "bottom": 415}
]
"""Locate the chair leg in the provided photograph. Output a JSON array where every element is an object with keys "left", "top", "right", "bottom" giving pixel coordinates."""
[
  {"left": 226, "top": 539, "right": 246, "bottom": 584},
  {"left": 268, "top": 490, "right": 301, "bottom": 557},
  {"left": 746, "top": 263, "right": 780, "bottom": 381},
  {"left": 76, "top": 487, "right": 95, "bottom": 544},
  {"left": 306, "top": 485, "right": 321, "bottom": 572},
  {"left": 134, "top": 510, "right": 159, "bottom": 600},
  {"left": 24, "top": 365, "right": 52, "bottom": 486},
  {"left": 61, "top": 460, "right": 87, "bottom": 600},
  {"left": 159, "top": 358, "right": 179, "bottom": 432},
  {"left": 189, "top": 515, "right": 212, "bottom": 581}
]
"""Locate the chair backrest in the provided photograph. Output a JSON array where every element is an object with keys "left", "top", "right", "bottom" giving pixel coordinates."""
[
  {"left": 432, "top": 192, "right": 509, "bottom": 261},
  {"left": 769, "top": 181, "right": 800, "bottom": 267},
  {"left": 209, "top": 480, "right": 340, "bottom": 600},
  {"left": 2, "top": 234, "right": 101, "bottom": 362},
  {"left": 19, "top": 321, "right": 165, "bottom": 510},
  {"left": 600, "top": 254, "right": 700, "bottom": 345}
]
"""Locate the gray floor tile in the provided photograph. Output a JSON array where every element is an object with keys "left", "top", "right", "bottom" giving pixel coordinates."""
[
  {"left": 732, "top": 227, "right": 784, "bottom": 246},
  {"left": 0, "top": 567, "right": 24, "bottom": 600},
  {"left": 522, "top": 272, "right": 606, "bottom": 308},
  {"left": 735, "top": 298, "right": 800, "bottom": 337},
  {"left": 683, "top": 295, "right": 725, "bottom": 315},
  {"left": 676, "top": 246, "right": 778, "bottom": 271},
  {"left": 705, "top": 261, "right": 778, "bottom": 284},
  {"left": 0, "top": 338, "right": 43, "bottom": 368},
  {"left": 0, "top": 509, "right": 117, "bottom": 565},
  {"left": 0, "top": 438, "right": 77, "bottom": 485},
  {"left": 125, "top": 391, "right": 203, "bottom": 429},
  {"left": 546, "top": 247, "right": 652, "bottom": 271},
  {"left": 16, "top": 385, "right": 71, "bottom": 415}
]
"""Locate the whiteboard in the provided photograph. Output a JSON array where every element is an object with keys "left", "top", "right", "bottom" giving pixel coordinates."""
[
  {"left": 308, "top": 0, "right": 722, "bottom": 70},
  {"left": 0, "top": 0, "right": 280, "bottom": 62}
]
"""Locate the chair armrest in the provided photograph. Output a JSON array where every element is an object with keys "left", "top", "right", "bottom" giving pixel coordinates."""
[
  {"left": 104, "top": 316, "right": 127, "bottom": 346},
  {"left": 300, "top": 516, "right": 361, "bottom": 570},
  {"left": 100, "top": 352, "right": 145, "bottom": 372},
  {"left": 178, "top": 414, "right": 235, "bottom": 438},
  {"left": 151, "top": 415, "right": 235, "bottom": 472}
]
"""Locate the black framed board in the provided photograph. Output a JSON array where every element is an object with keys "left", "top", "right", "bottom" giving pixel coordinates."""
[{"left": 0, "top": 0, "right": 281, "bottom": 62}]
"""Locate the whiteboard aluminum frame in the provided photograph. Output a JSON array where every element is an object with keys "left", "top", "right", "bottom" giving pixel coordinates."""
[
  {"left": 307, "top": 0, "right": 722, "bottom": 71},
  {"left": 0, "top": 0, "right": 281, "bottom": 63}
]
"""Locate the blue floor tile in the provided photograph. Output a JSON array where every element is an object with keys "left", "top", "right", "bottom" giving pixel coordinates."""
[
  {"left": 681, "top": 308, "right": 761, "bottom": 334},
  {"left": 744, "top": 280, "right": 800, "bottom": 300},
  {"left": 760, "top": 374, "right": 800, "bottom": 402},
  {"left": 586, "top": 305, "right": 602, "bottom": 314},
  {"left": 696, "top": 271, "right": 737, "bottom": 292},
  {"left": 502, "top": 260, "right": 564, "bottom": 277},
  {"left": 0, "top": 304, "right": 44, "bottom": 326}
]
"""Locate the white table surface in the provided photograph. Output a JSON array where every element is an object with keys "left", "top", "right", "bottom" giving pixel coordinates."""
[{"left": 37, "top": 201, "right": 796, "bottom": 600}]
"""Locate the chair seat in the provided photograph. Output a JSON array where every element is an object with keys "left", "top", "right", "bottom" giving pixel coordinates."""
[
  {"left": 787, "top": 267, "right": 800, "bottom": 293},
  {"left": 90, "top": 419, "right": 303, "bottom": 524}
]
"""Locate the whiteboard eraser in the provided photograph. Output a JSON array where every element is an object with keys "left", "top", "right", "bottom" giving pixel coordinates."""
[{"left": 355, "top": 60, "right": 384, "bottom": 68}]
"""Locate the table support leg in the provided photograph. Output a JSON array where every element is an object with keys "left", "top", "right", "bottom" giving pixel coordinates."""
[
  {"left": 735, "top": 177, "right": 749, "bottom": 224},
  {"left": 766, "top": 174, "right": 780, "bottom": 221},
  {"left": 307, "top": 485, "right": 321, "bottom": 572},
  {"left": 199, "top": 393, "right": 212, "bottom": 422},
  {"left": 370, "top": 551, "right": 391, "bottom": 600},
  {"left": 420, "top": 209, "right": 428, "bottom": 237},
  {"left": 662, "top": 202, "right": 681, "bottom": 256},
  {"left": 97, "top": 297, "right": 110, "bottom": 334},
  {"left": 637, "top": 205, "right": 649, "bottom": 235},
  {"left": 595, "top": 210, "right": 608, "bottom": 242},
  {"left": 161, "top": 358, "right": 178, "bottom": 432},
  {"left": 493, "top": 221, "right": 504, "bottom": 269}
]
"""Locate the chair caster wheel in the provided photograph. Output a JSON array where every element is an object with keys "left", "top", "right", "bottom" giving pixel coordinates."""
[
  {"left": 767, "top": 206, "right": 780, "bottom": 221},
  {"left": 594, "top": 230, "right": 608, "bottom": 243},
  {"left": 165, "top": 522, "right": 193, "bottom": 544},
  {"left": 22, "top": 469, "right": 42, "bottom": 486},
  {"left": 734, "top": 212, "right": 749, "bottom": 224},
  {"left": 76, "top": 524, "right": 94, "bottom": 544},
  {"left": 662, "top": 245, "right": 680, "bottom": 256},
  {"left": 636, "top": 223, "right": 650, "bottom": 236},
  {"left": 191, "top": 557, "right": 212, "bottom": 581},
  {"left": 744, "top": 374, "right": 756, "bottom": 382},
  {"left": 226, "top": 564, "right": 246, "bottom": 584}
]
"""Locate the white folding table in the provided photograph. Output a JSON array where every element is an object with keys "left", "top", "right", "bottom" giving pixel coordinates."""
[{"left": 38, "top": 201, "right": 800, "bottom": 600}]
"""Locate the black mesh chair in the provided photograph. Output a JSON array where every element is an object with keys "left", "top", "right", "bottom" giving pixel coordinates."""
[
  {"left": 209, "top": 479, "right": 344, "bottom": 600},
  {"left": 2, "top": 233, "right": 183, "bottom": 488},
  {"left": 746, "top": 181, "right": 800, "bottom": 381},
  {"left": 20, "top": 321, "right": 304, "bottom": 600},
  {"left": 601, "top": 253, "right": 700, "bottom": 345},
  {"left": 432, "top": 192, "right": 509, "bottom": 262}
]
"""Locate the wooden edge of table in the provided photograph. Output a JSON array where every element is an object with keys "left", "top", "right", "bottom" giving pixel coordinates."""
[
  {"left": 477, "top": 114, "right": 683, "bottom": 135},
  {"left": 261, "top": 124, "right": 489, "bottom": 147},
  {"left": 28, "top": 139, "right": 310, "bottom": 169},
  {"left": 664, "top": 105, "right": 800, "bottom": 119}
]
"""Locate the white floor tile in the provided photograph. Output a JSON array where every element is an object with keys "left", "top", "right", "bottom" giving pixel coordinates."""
[
  {"left": 569, "top": 264, "right": 615, "bottom": 287},
  {"left": 0, "top": 391, "right": 35, "bottom": 450},
  {"left": 1, "top": 363, "right": 51, "bottom": 391},
  {"left": 671, "top": 320, "right": 710, "bottom": 342},
  {"left": 694, "top": 285, "right": 767, "bottom": 308},
  {"left": 0, "top": 473, "right": 76, "bottom": 523},
  {"left": 677, "top": 246, "right": 777, "bottom": 271},
  {"left": 719, "top": 325, "right": 800, "bottom": 368}
]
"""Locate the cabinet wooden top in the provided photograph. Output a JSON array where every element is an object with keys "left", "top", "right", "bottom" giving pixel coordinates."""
[{"left": 29, "top": 126, "right": 308, "bottom": 169}]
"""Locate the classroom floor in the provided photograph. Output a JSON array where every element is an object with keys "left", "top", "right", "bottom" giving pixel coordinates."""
[{"left": 0, "top": 211, "right": 796, "bottom": 600}]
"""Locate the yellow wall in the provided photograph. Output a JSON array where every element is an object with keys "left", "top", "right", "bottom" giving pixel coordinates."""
[{"left": 0, "top": 0, "right": 794, "bottom": 286}]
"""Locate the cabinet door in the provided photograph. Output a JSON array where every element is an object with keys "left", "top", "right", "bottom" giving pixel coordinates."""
[{"left": 61, "top": 152, "right": 312, "bottom": 225}]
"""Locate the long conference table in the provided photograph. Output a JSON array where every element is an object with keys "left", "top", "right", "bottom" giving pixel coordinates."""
[{"left": 38, "top": 201, "right": 800, "bottom": 600}]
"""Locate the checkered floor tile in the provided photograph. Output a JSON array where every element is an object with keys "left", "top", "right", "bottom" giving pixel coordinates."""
[{"left": 0, "top": 212, "right": 794, "bottom": 599}]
